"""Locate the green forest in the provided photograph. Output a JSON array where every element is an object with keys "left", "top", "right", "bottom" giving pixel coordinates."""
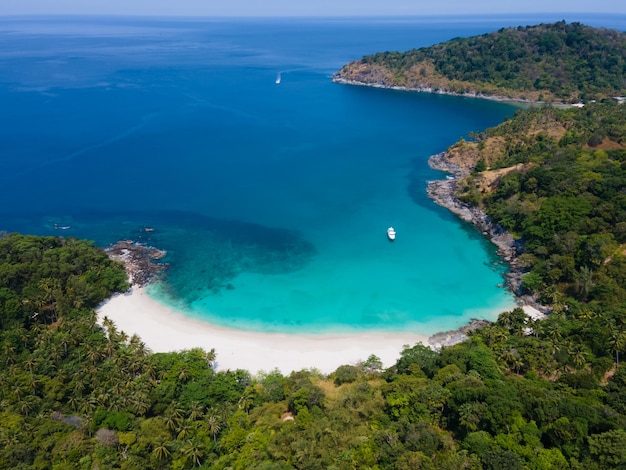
[
  {"left": 2, "top": 105, "right": 626, "bottom": 468},
  {"left": 334, "top": 21, "right": 626, "bottom": 103},
  {"left": 455, "top": 101, "right": 626, "bottom": 306}
]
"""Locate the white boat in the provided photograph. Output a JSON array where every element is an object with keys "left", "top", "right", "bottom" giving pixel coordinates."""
[
  {"left": 387, "top": 227, "right": 396, "bottom": 241},
  {"left": 275, "top": 73, "right": 281, "bottom": 84}
]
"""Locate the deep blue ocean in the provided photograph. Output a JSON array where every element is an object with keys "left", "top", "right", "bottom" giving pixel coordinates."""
[{"left": 2, "top": 14, "right": 625, "bottom": 334}]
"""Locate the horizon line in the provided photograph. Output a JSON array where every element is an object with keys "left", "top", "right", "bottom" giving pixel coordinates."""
[{"left": 1, "top": 12, "right": 626, "bottom": 19}]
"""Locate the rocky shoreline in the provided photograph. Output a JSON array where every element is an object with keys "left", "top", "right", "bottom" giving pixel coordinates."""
[
  {"left": 106, "top": 240, "right": 168, "bottom": 287},
  {"left": 333, "top": 75, "right": 553, "bottom": 348},
  {"left": 426, "top": 152, "right": 548, "bottom": 315},
  {"left": 426, "top": 153, "right": 518, "bottom": 261},
  {"left": 332, "top": 76, "right": 545, "bottom": 106},
  {"left": 428, "top": 318, "right": 491, "bottom": 350}
]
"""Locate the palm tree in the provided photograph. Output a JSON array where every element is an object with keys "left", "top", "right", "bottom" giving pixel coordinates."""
[
  {"left": 102, "top": 316, "right": 115, "bottom": 334},
  {"left": 16, "top": 326, "right": 30, "bottom": 349},
  {"left": 13, "top": 385, "right": 24, "bottom": 402},
  {"left": 80, "top": 396, "right": 98, "bottom": 415},
  {"left": 497, "top": 310, "right": 515, "bottom": 332},
  {"left": 73, "top": 382, "right": 86, "bottom": 399},
  {"left": 103, "top": 340, "right": 116, "bottom": 359},
  {"left": 67, "top": 396, "right": 80, "bottom": 412},
  {"left": 178, "top": 367, "right": 190, "bottom": 383},
  {"left": 512, "top": 355, "right": 524, "bottom": 374},
  {"left": 182, "top": 439, "right": 205, "bottom": 467},
  {"left": 542, "top": 285, "right": 566, "bottom": 315},
  {"left": 479, "top": 325, "right": 496, "bottom": 346},
  {"left": 0, "top": 430, "right": 20, "bottom": 448},
  {"left": 129, "top": 334, "right": 148, "bottom": 357},
  {"left": 27, "top": 375, "right": 40, "bottom": 393},
  {"left": 567, "top": 342, "right": 588, "bottom": 370},
  {"left": 39, "top": 277, "right": 61, "bottom": 322},
  {"left": 112, "top": 349, "right": 130, "bottom": 369},
  {"left": 543, "top": 321, "right": 563, "bottom": 355},
  {"left": 205, "top": 348, "right": 216, "bottom": 370},
  {"left": 218, "top": 402, "right": 233, "bottom": 424},
  {"left": 481, "top": 324, "right": 509, "bottom": 347},
  {"left": 207, "top": 415, "right": 221, "bottom": 442},
  {"left": 152, "top": 441, "right": 171, "bottom": 462},
  {"left": 458, "top": 402, "right": 483, "bottom": 432},
  {"left": 131, "top": 393, "right": 150, "bottom": 416},
  {"left": 103, "top": 317, "right": 123, "bottom": 347},
  {"left": 128, "top": 356, "right": 146, "bottom": 377},
  {"left": 143, "top": 361, "right": 158, "bottom": 385},
  {"left": 118, "top": 330, "right": 129, "bottom": 345},
  {"left": 609, "top": 326, "right": 626, "bottom": 368},
  {"left": 177, "top": 421, "right": 193, "bottom": 440},
  {"left": 526, "top": 317, "right": 542, "bottom": 338},
  {"left": 164, "top": 406, "right": 184, "bottom": 432},
  {"left": 24, "top": 356, "right": 36, "bottom": 380},
  {"left": 238, "top": 392, "right": 253, "bottom": 414},
  {"left": 58, "top": 333, "right": 71, "bottom": 357},
  {"left": 19, "top": 396, "right": 36, "bottom": 416},
  {"left": 499, "top": 348, "right": 518, "bottom": 372},
  {"left": 188, "top": 401, "right": 204, "bottom": 421},
  {"left": 95, "top": 391, "right": 110, "bottom": 407},
  {"left": 577, "top": 265, "right": 595, "bottom": 300},
  {"left": 86, "top": 347, "right": 101, "bottom": 365},
  {"left": 2, "top": 343, "right": 15, "bottom": 365}
]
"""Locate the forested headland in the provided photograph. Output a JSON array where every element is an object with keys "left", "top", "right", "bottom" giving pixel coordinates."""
[{"left": 334, "top": 21, "right": 626, "bottom": 103}]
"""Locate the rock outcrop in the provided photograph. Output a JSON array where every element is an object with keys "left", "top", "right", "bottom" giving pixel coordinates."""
[
  {"left": 423, "top": 151, "right": 550, "bottom": 348},
  {"left": 426, "top": 152, "right": 547, "bottom": 314},
  {"left": 106, "top": 240, "right": 168, "bottom": 287},
  {"left": 427, "top": 153, "right": 516, "bottom": 260},
  {"left": 428, "top": 319, "right": 491, "bottom": 350}
]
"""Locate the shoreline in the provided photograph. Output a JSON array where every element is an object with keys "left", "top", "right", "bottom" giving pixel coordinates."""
[
  {"left": 93, "top": 151, "right": 547, "bottom": 378},
  {"left": 426, "top": 152, "right": 549, "bottom": 317},
  {"left": 97, "top": 287, "right": 431, "bottom": 375},
  {"left": 97, "top": 234, "right": 513, "bottom": 375},
  {"left": 331, "top": 76, "right": 549, "bottom": 106},
  {"left": 94, "top": 154, "right": 544, "bottom": 375}
]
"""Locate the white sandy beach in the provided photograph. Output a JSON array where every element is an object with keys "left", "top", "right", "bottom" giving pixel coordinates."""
[{"left": 97, "top": 287, "right": 429, "bottom": 375}]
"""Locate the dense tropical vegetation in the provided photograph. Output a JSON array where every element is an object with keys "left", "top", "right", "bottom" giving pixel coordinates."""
[
  {"left": 452, "top": 101, "right": 626, "bottom": 307},
  {"left": 334, "top": 21, "right": 626, "bottom": 103}
]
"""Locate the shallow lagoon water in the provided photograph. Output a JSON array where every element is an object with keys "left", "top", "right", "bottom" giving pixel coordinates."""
[{"left": 3, "top": 14, "right": 622, "bottom": 334}]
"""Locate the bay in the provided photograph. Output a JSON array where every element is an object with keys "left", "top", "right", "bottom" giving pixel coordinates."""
[{"left": 1, "top": 14, "right": 624, "bottom": 334}]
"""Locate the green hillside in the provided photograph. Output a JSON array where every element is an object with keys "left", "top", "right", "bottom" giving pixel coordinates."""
[
  {"left": 334, "top": 21, "right": 626, "bottom": 103},
  {"left": 448, "top": 101, "right": 626, "bottom": 306}
]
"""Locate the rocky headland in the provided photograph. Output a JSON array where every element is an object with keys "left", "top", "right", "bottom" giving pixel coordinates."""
[
  {"left": 426, "top": 152, "right": 548, "bottom": 316},
  {"left": 106, "top": 240, "right": 168, "bottom": 287}
]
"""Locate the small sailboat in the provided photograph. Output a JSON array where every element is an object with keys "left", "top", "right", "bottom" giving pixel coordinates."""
[
  {"left": 275, "top": 73, "right": 281, "bottom": 84},
  {"left": 387, "top": 227, "right": 396, "bottom": 241}
]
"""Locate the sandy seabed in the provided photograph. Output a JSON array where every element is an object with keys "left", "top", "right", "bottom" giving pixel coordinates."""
[{"left": 96, "top": 287, "right": 429, "bottom": 375}]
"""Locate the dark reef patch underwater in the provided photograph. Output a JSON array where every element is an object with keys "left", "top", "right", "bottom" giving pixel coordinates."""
[{"left": 5, "top": 209, "right": 316, "bottom": 304}]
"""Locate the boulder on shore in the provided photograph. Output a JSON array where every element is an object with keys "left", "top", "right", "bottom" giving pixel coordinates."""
[{"left": 106, "top": 240, "right": 168, "bottom": 287}]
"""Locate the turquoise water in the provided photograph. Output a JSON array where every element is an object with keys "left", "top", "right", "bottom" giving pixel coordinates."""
[{"left": 2, "top": 14, "right": 624, "bottom": 334}]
